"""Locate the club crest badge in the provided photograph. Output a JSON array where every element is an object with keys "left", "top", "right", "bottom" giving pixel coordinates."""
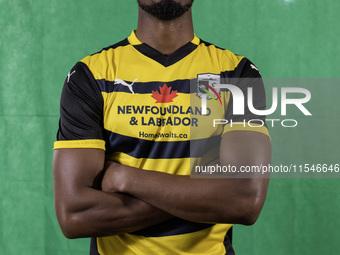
[{"left": 196, "top": 74, "right": 222, "bottom": 101}]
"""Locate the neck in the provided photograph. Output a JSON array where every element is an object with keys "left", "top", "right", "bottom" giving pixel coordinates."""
[{"left": 135, "top": 8, "right": 194, "bottom": 55}]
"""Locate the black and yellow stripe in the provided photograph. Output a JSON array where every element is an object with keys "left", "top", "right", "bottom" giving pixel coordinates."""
[{"left": 54, "top": 30, "right": 269, "bottom": 254}]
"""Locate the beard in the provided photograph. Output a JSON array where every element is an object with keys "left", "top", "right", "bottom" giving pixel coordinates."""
[{"left": 137, "top": 0, "right": 194, "bottom": 21}]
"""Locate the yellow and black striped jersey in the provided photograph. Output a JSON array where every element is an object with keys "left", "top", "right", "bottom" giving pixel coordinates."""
[{"left": 54, "top": 30, "right": 269, "bottom": 255}]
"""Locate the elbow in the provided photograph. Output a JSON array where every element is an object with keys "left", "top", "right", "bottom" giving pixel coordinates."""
[
  {"left": 217, "top": 194, "right": 265, "bottom": 225},
  {"left": 62, "top": 230, "right": 79, "bottom": 240},
  {"left": 237, "top": 195, "right": 265, "bottom": 226},
  {"left": 238, "top": 208, "right": 260, "bottom": 226},
  {"left": 60, "top": 217, "right": 81, "bottom": 239},
  {"left": 56, "top": 209, "right": 85, "bottom": 239},
  {"left": 229, "top": 179, "right": 269, "bottom": 225}
]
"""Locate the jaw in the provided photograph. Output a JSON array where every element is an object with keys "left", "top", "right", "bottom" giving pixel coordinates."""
[{"left": 137, "top": 0, "right": 194, "bottom": 21}]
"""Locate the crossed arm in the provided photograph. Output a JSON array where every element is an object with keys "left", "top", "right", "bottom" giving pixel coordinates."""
[
  {"left": 53, "top": 131, "right": 271, "bottom": 239},
  {"left": 53, "top": 148, "right": 172, "bottom": 238}
]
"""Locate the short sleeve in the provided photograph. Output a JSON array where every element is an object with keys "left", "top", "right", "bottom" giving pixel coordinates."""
[
  {"left": 54, "top": 62, "right": 105, "bottom": 150},
  {"left": 222, "top": 58, "right": 270, "bottom": 138}
]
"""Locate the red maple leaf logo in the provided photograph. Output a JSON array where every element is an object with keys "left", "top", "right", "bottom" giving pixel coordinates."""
[{"left": 151, "top": 84, "right": 178, "bottom": 103}]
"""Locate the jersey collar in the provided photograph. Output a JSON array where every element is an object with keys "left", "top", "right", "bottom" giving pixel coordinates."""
[{"left": 128, "top": 30, "right": 200, "bottom": 67}]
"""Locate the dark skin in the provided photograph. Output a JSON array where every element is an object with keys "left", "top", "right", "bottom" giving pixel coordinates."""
[
  {"left": 102, "top": 131, "right": 271, "bottom": 225},
  {"left": 53, "top": 0, "right": 271, "bottom": 239},
  {"left": 53, "top": 149, "right": 172, "bottom": 238},
  {"left": 136, "top": 0, "right": 195, "bottom": 55},
  {"left": 53, "top": 0, "right": 195, "bottom": 239}
]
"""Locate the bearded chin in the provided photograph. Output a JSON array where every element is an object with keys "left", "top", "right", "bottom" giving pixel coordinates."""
[{"left": 137, "top": 0, "right": 194, "bottom": 21}]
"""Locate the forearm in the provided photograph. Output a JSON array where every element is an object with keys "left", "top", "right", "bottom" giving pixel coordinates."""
[
  {"left": 56, "top": 186, "right": 172, "bottom": 238},
  {"left": 102, "top": 132, "right": 271, "bottom": 225},
  {"left": 53, "top": 149, "right": 172, "bottom": 239},
  {"left": 108, "top": 166, "right": 264, "bottom": 225}
]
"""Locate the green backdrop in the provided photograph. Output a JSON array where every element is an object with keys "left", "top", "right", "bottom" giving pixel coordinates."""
[{"left": 1, "top": 0, "right": 339, "bottom": 254}]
